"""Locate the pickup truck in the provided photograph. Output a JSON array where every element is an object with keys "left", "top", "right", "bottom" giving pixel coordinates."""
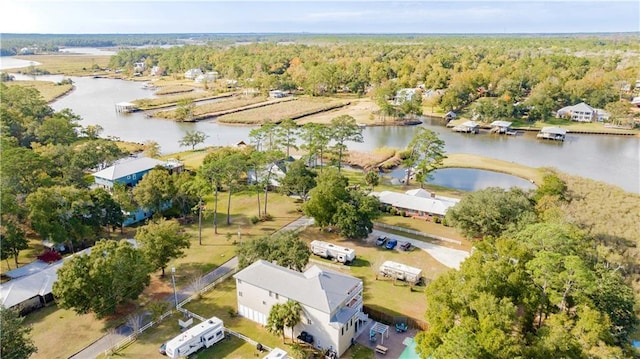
[{"left": 376, "top": 236, "right": 388, "bottom": 246}]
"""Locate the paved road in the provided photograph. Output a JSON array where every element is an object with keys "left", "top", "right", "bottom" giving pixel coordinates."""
[
  {"left": 69, "top": 216, "right": 314, "bottom": 358},
  {"left": 370, "top": 229, "right": 470, "bottom": 269}
]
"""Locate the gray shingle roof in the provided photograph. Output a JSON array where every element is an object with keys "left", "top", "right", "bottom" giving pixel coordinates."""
[
  {"left": 234, "top": 260, "right": 361, "bottom": 314},
  {"left": 92, "top": 157, "right": 166, "bottom": 181}
]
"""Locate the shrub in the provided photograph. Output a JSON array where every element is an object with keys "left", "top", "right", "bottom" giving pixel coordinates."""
[
  {"left": 260, "top": 213, "right": 273, "bottom": 222},
  {"left": 441, "top": 217, "right": 448, "bottom": 226},
  {"left": 37, "top": 250, "right": 62, "bottom": 263},
  {"left": 434, "top": 217, "right": 442, "bottom": 224},
  {"left": 400, "top": 210, "right": 407, "bottom": 217},
  {"left": 250, "top": 215, "right": 260, "bottom": 224},
  {"left": 390, "top": 208, "right": 398, "bottom": 215}
]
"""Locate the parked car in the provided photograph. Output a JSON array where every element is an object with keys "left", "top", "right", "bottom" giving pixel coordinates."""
[
  {"left": 297, "top": 331, "right": 314, "bottom": 344},
  {"left": 376, "top": 236, "right": 388, "bottom": 246},
  {"left": 159, "top": 342, "right": 167, "bottom": 355},
  {"left": 385, "top": 239, "right": 398, "bottom": 250},
  {"left": 399, "top": 241, "right": 412, "bottom": 251}
]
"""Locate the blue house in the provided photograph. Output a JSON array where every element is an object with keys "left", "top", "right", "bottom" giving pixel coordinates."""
[
  {"left": 93, "top": 157, "right": 183, "bottom": 189},
  {"left": 92, "top": 157, "right": 183, "bottom": 225}
]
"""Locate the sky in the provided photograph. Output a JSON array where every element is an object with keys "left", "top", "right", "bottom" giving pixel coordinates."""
[{"left": 2, "top": 1, "right": 639, "bottom": 34}]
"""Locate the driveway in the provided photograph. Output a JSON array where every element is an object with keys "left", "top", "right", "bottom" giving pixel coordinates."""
[{"left": 371, "top": 229, "right": 470, "bottom": 269}]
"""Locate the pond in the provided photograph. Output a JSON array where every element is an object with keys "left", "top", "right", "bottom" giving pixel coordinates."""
[{"left": 389, "top": 168, "right": 537, "bottom": 192}]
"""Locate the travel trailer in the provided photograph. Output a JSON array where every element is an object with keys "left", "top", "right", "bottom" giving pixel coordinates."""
[
  {"left": 164, "top": 317, "right": 225, "bottom": 358},
  {"left": 310, "top": 240, "right": 356, "bottom": 264},
  {"left": 379, "top": 261, "right": 422, "bottom": 284}
]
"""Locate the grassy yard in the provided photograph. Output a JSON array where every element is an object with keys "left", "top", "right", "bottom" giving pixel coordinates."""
[
  {"left": 5, "top": 80, "right": 73, "bottom": 102},
  {"left": 133, "top": 92, "right": 223, "bottom": 109},
  {"left": 11, "top": 54, "right": 111, "bottom": 76},
  {"left": 21, "top": 190, "right": 300, "bottom": 359}
]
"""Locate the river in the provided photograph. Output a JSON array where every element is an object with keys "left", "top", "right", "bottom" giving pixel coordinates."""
[{"left": 9, "top": 73, "right": 640, "bottom": 193}]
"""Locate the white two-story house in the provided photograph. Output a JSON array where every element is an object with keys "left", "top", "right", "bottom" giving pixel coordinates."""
[
  {"left": 556, "top": 102, "right": 610, "bottom": 122},
  {"left": 234, "top": 260, "right": 365, "bottom": 357}
]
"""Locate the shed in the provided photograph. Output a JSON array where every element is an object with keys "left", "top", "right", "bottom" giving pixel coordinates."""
[{"left": 444, "top": 111, "right": 456, "bottom": 121}]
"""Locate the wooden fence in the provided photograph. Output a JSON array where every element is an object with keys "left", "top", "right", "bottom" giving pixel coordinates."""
[{"left": 363, "top": 305, "right": 429, "bottom": 331}]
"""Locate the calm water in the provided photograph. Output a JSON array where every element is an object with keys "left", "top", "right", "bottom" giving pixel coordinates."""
[
  {"left": 0, "top": 57, "right": 41, "bottom": 70},
  {"left": 10, "top": 74, "right": 640, "bottom": 193},
  {"left": 390, "top": 168, "right": 538, "bottom": 192}
]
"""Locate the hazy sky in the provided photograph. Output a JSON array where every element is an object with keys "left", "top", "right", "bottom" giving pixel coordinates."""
[{"left": 2, "top": 1, "right": 639, "bottom": 34}]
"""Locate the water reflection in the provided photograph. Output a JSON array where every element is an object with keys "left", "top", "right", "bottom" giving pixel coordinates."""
[
  {"left": 8, "top": 74, "right": 639, "bottom": 193},
  {"left": 389, "top": 168, "right": 537, "bottom": 192}
]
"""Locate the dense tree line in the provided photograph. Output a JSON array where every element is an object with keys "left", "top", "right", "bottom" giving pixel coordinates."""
[
  {"left": 421, "top": 175, "right": 639, "bottom": 357},
  {"left": 108, "top": 35, "right": 638, "bottom": 120}
]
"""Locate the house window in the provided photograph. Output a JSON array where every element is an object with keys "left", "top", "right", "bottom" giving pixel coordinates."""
[
  {"left": 307, "top": 318, "right": 312, "bottom": 325},
  {"left": 239, "top": 291, "right": 243, "bottom": 297},
  {"left": 275, "top": 293, "right": 279, "bottom": 299},
  {"left": 263, "top": 301, "right": 266, "bottom": 305},
  {"left": 269, "top": 291, "right": 273, "bottom": 297},
  {"left": 341, "top": 328, "right": 344, "bottom": 336},
  {"left": 237, "top": 279, "right": 242, "bottom": 284}
]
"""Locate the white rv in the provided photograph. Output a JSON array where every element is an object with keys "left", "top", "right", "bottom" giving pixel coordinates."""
[
  {"left": 164, "top": 317, "right": 225, "bottom": 358},
  {"left": 379, "top": 261, "right": 422, "bottom": 284},
  {"left": 310, "top": 240, "right": 356, "bottom": 264}
]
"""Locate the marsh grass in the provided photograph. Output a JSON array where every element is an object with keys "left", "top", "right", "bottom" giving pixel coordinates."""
[
  {"left": 5, "top": 81, "right": 73, "bottom": 102},
  {"left": 11, "top": 54, "right": 111, "bottom": 76},
  {"left": 154, "top": 96, "right": 269, "bottom": 119},
  {"left": 216, "top": 97, "right": 347, "bottom": 124},
  {"left": 346, "top": 147, "right": 398, "bottom": 170}
]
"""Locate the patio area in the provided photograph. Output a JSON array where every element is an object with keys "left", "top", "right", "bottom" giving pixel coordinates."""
[{"left": 355, "top": 319, "right": 419, "bottom": 358}]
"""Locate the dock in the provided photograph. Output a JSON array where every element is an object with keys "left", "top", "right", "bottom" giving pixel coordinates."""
[
  {"left": 451, "top": 120, "right": 479, "bottom": 134},
  {"left": 115, "top": 102, "right": 139, "bottom": 113},
  {"left": 537, "top": 126, "right": 567, "bottom": 141}
]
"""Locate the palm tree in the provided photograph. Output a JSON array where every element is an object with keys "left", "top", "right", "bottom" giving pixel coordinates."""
[
  {"left": 266, "top": 303, "right": 286, "bottom": 340},
  {"left": 282, "top": 300, "right": 302, "bottom": 342}
]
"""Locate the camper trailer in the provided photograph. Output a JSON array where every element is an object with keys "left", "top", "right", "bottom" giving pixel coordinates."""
[
  {"left": 164, "top": 317, "right": 225, "bottom": 358},
  {"left": 379, "top": 261, "right": 422, "bottom": 284},
  {"left": 310, "top": 240, "right": 356, "bottom": 264}
]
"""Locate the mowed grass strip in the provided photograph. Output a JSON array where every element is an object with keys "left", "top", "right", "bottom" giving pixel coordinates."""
[{"left": 216, "top": 97, "right": 347, "bottom": 124}]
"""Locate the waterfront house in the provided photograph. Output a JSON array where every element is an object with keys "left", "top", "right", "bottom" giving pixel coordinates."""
[
  {"left": 556, "top": 102, "right": 610, "bottom": 122},
  {"left": 184, "top": 68, "right": 203, "bottom": 80},
  {"left": 373, "top": 189, "right": 460, "bottom": 218},
  {"left": 269, "top": 90, "right": 287, "bottom": 98},
  {"left": 393, "top": 88, "right": 418, "bottom": 105},
  {"left": 195, "top": 71, "right": 218, "bottom": 84},
  {"left": 537, "top": 127, "right": 567, "bottom": 141},
  {"left": 444, "top": 111, "right": 457, "bottom": 121},
  {"left": 631, "top": 97, "right": 640, "bottom": 108},
  {"left": 234, "top": 260, "right": 366, "bottom": 357}
]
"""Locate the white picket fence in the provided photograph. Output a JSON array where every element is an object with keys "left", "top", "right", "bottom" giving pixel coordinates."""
[{"left": 226, "top": 328, "right": 273, "bottom": 352}]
